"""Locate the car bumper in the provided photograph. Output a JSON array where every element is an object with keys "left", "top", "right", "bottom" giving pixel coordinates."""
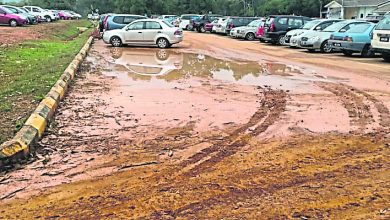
[
  {"left": 215, "top": 27, "right": 226, "bottom": 33},
  {"left": 372, "top": 47, "right": 390, "bottom": 53},
  {"left": 171, "top": 35, "right": 183, "bottom": 44},
  {"left": 329, "top": 40, "right": 366, "bottom": 52},
  {"left": 300, "top": 40, "right": 321, "bottom": 49},
  {"left": 290, "top": 36, "right": 301, "bottom": 47}
]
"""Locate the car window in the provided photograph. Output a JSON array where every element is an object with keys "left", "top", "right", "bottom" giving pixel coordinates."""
[
  {"left": 32, "top": 8, "right": 40, "bottom": 12},
  {"left": 302, "top": 20, "right": 321, "bottom": 30},
  {"left": 277, "top": 18, "right": 288, "bottom": 25},
  {"left": 145, "top": 21, "right": 162, "bottom": 29},
  {"left": 5, "top": 7, "right": 17, "bottom": 13},
  {"left": 162, "top": 20, "right": 174, "bottom": 27},
  {"left": 340, "top": 23, "right": 358, "bottom": 32},
  {"left": 266, "top": 18, "right": 274, "bottom": 25},
  {"left": 316, "top": 21, "right": 336, "bottom": 30},
  {"left": 376, "top": 16, "right": 390, "bottom": 30},
  {"left": 347, "top": 24, "right": 372, "bottom": 33},
  {"left": 128, "top": 22, "right": 144, "bottom": 30},
  {"left": 0, "top": 8, "right": 5, "bottom": 14},
  {"left": 288, "top": 18, "right": 303, "bottom": 27},
  {"left": 124, "top": 16, "right": 136, "bottom": 23},
  {"left": 113, "top": 16, "right": 124, "bottom": 24}
]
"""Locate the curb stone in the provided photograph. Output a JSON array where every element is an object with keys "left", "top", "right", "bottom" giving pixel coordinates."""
[{"left": 0, "top": 36, "right": 94, "bottom": 167}]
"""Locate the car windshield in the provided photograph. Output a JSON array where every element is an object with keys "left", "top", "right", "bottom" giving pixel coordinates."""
[
  {"left": 322, "top": 21, "right": 350, "bottom": 32},
  {"left": 302, "top": 20, "right": 321, "bottom": 30},
  {"left": 20, "top": 8, "right": 29, "bottom": 13},
  {"left": 347, "top": 24, "right": 372, "bottom": 33},
  {"left": 1, "top": 7, "right": 13, "bottom": 14},
  {"left": 4, "top": 6, "right": 19, "bottom": 13},
  {"left": 376, "top": 16, "right": 390, "bottom": 30},
  {"left": 248, "top": 20, "right": 261, "bottom": 27},
  {"left": 162, "top": 20, "right": 174, "bottom": 27}
]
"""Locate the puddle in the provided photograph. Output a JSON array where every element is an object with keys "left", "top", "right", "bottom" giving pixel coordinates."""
[{"left": 105, "top": 48, "right": 346, "bottom": 94}]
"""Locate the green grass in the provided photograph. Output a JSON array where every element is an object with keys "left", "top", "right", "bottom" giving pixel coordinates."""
[{"left": 0, "top": 20, "right": 93, "bottom": 144}]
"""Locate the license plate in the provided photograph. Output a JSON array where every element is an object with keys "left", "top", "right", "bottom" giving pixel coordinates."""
[
  {"left": 301, "top": 42, "right": 306, "bottom": 45},
  {"left": 334, "top": 43, "right": 341, "bottom": 47},
  {"left": 380, "top": 37, "right": 389, "bottom": 42}
]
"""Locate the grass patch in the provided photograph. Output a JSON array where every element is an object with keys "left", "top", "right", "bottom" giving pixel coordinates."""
[{"left": 0, "top": 20, "right": 93, "bottom": 144}]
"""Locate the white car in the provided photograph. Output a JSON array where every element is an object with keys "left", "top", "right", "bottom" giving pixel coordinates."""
[
  {"left": 178, "top": 14, "right": 201, "bottom": 30},
  {"left": 103, "top": 19, "right": 183, "bottom": 48},
  {"left": 286, "top": 19, "right": 341, "bottom": 47},
  {"left": 23, "top": 6, "right": 55, "bottom": 22},
  {"left": 372, "top": 15, "right": 390, "bottom": 61},
  {"left": 212, "top": 17, "right": 228, "bottom": 33}
]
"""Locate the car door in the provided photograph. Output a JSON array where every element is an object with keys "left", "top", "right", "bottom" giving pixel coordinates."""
[
  {"left": 0, "top": 8, "right": 7, "bottom": 24},
  {"left": 143, "top": 21, "right": 163, "bottom": 43},
  {"left": 124, "top": 21, "right": 145, "bottom": 44}
]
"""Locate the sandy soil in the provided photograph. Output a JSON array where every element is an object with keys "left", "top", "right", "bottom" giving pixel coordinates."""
[{"left": 0, "top": 32, "right": 389, "bottom": 219}]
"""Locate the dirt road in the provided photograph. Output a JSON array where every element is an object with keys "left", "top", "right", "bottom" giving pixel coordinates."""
[{"left": 0, "top": 32, "right": 389, "bottom": 219}]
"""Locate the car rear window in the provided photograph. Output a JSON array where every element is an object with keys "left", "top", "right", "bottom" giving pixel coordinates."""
[
  {"left": 266, "top": 18, "right": 274, "bottom": 25},
  {"left": 376, "top": 16, "right": 390, "bottom": 30},
  {"left": 162, "top": 20, "right": 174, "bottom": 27},
  {"left": 277, "top": 17, "right": 288, "bottom": 25},
  {"left": 347, "top": 24, "right": 372, "bottom": 33},
  {"left": 323, "top": 21, "right": 350, "bottom": 32},
  {"left": 113, "top": 16, "right": 124, "bottom": 24}
]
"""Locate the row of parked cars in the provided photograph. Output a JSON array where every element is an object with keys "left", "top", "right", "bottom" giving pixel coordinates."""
[
  {"left": 185, "top": 14, "right": 390, "bottom": 62},
  {"left": 0, "top": 5, "right": 81, "bottom": 27}
]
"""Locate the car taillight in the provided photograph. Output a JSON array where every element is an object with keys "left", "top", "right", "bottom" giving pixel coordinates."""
[
  {"left": 174, "top": 29, "right": 182, "bottom": 35},
  {"left": 229, "top": 23, "right": 234, "bottom": 29},
  {"left": 270, "top": 22, "right": 275, "bottom": 32}
]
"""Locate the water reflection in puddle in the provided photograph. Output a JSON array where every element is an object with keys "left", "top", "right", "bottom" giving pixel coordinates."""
[{"left": 105, "top": 48, "right": 346, "bottom": 93}]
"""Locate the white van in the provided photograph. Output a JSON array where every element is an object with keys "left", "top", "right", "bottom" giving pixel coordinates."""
[{"left": 372, "top": 15, "right": 390, "bottom": 61}]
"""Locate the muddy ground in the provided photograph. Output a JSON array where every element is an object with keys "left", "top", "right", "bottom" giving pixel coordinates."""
[{"left": 0, "top": 32, "right": 389, "bottom": 219}]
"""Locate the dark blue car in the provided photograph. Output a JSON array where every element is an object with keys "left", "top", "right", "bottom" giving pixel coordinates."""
[
  {"left": 329, "top": 23, "right": 376, "bottom": 57},
  {"left": 106, "top": 14, "right": 146, "bottom": 30}
]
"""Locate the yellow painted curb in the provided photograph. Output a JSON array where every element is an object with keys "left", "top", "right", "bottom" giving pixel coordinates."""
[
  {"left": 25, "top": 114, "right": 47, "bottom": 138},
  {"left": 52, "top": 85, "right": 65, "bottom": 100},
  {"left": 41, "top": 97, "right": 57, "bottom": 110},
  {"left": 0, "top": 140, "right": 28, "bottom": 158}
]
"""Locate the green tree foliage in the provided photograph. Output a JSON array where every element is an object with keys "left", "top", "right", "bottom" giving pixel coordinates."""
[{"left": 19, "top": 0, "right": 333, "bottom": 17}]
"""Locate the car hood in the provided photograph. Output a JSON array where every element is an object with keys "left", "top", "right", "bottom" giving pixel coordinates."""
[
  {"left": 302, "top": 30, "right": 332, "bottom": 39},
  {"left": 286, "top": 29, "right": 308, "bottom": 36}
]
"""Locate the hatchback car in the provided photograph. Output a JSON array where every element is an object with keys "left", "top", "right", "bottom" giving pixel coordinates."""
[
  {"left": 261, "top": 15, "right": 312, "bottom": 45},
  {"left": 230, "top": 19, "right": 264, "bottom": 40},
  {"left": 103, "top": 19, "right": 183, "bottom": 48},
  {"left": 2, "top": 5, "right": 37, "bottom": 24},
  {"left": 371, "top": 15, "right": 390, "bottom": 61},
  {"left": 105, "top": 14, "right": 147, "bottom": 30},
  {"left": 286, "top": 19, "right": 341, "bottom": 47},
  {"left": 0, "top": 6, "right": 28, "bottom": 26},
  {"left": 23, "top": 6, "right": 55, "bottom": 22},
  {"left": 299, "top": 20, "right": 369, "bottom": 53},
  {"left": 329, "top": 23, "right": 376, "bottom": 57}
]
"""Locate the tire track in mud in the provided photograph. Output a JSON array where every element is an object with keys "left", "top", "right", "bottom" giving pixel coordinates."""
[
  {"left": 178, "top": 88, "right": 287, "bottom": 177},
  {"left": 316, "top": 82, "right": 390, "bottom": 131}
]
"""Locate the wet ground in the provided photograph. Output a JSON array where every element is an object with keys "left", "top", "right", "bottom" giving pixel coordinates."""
[{"left": 0, "top": 32, "right": 389, "bottom": 219}]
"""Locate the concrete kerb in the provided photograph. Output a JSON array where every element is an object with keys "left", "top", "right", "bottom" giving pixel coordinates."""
[{"left": 0, "top": 36, "right": 94, "bottom": 165}]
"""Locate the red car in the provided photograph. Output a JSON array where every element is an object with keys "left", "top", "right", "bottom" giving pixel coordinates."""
[{"left": 256, "top": 20, "right": 265, "bottom": 40}]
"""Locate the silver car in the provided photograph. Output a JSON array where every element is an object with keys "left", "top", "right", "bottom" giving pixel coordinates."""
[
  {"left": 103, "top": 19, "right": 183, "bottom": 48},
  {"left": 299, "top": 20, "right": 369, "bottom": 53},
  {"left": 230, "top": 19, "right": 263, "bottom": 40}
]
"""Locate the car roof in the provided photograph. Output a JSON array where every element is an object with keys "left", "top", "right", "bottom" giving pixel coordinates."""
[{"left": 111, "top": 14, "right": 146, "bottom": 17}]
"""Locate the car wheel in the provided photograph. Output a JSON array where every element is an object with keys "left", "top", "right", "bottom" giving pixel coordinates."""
[
  {"left": 361, "top": 44, "right": 374, "bottom": 58},
  {"left": 342, "top": 50, "right": 353, "bottom": 56},
  {"left": 45, "top": 16, "right": 52, "bottom": 22},
  {"left": 9, "top": 19, "right": 17, "bottom": 27},
  {"left": 157, "top": 38, "right": 169, "bottom": 48},
  {"left": 320, "top": 40, "right": 332, "bottom": 53},
  {"left": 110, "top": 36, "right": 122, "bottom": 47},
  {"left": 156, "top": 50, "right": 170, "bottom": 61},
  {"left": 245, "top": 33, "right": 255, "bottom": 41},
  {"left": 259, "top": 38, "right": 265, "bottom": 43},
  {"left": 199, "top": 26, "right": 206, "bottom": 33},
  {"left": 278, "top": 35, "right": 285, "bottom": 45},
  {"left": 383, "top": 52, "right": 390, "bottom": 62}
]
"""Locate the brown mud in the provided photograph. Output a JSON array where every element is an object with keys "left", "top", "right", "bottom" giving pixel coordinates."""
[{"left": 0, "top": 32, "right": 389, "bottom": 219}]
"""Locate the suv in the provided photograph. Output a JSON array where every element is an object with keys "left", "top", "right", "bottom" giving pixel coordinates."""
[
  {"left": 23, "top": 6, "right": 55, "bottom": 22},
  {"left": 194, "top": 14, "right": 222, "bottom": 33},
  {"left": 372, "top": 15, "right": 390, "bottom": 61},
  {"left": 105, "top": 14, "right": 147, "bottom": 30},
  {"left": 261, "top": 15, "right": 312, "bottom": 45}
]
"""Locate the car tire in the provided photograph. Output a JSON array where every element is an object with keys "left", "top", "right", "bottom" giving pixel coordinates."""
[
  {"left": 361, "top": 44, "right": 374, "bottom": 58},
  {"left": 156, "top": 50, "right": 170, "bottom": 61},
  {"left": 320, "top": 40, "right": 332, "bottom": 53},
  {"left": 383, "top": 52, "right": 390, "bottom": 62},
  {"left": 342, "top": 50, "right": 353, "bottom": 56},
  {"left": 278, "top": 35, "right": 285, "bottom": 45},
  {"left": 45, "top": 16, "right": 52, "bottom": 22},
  {"left": 110, "top": 36, "right": 122, "bottom": 47},
  {"left": 9, "top": 19, "right": 17, "bottom": 27},
  {"left": 199, "top": 26, "right": 206, "bottom": 33},
  {"left": 245, "top": 33, "right": 255, "bottom": 41},
  {"left": 259, "top": 38, "right": 266, "bottom": 43},
  {"left": 157, "top": 38, "right": 169, "bottom": 48}
]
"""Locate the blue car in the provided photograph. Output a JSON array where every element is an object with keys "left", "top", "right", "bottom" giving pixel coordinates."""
[
  {"left": 105, "top": 14, "right": 146, "bottom": 30},
  {"left": 329, "top": 23, "right": 376, "bottom": 57}
]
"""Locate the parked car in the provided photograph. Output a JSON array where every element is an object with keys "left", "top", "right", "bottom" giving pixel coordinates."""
[
  {"left": 193, "top": 14, "right": 222, "bottom": 33},
  {"left": 91, "top": 13, "right": 99, "bottom": 20},
  {"left": 256, "top": 20, "right": 266, "bottom": 40},
  {"left": 23, "top": 6, "right": 55, "bottom": 22},
  {"left": 103, "top": 19, "right": 183, "bottom": 48},
  {"left": 105, "top": 14, "right": 147, "bottom": 30},
  {"left": 286, "top": 19, "right": 341, "bottom": 47},
  {"left": 211, "top": 17, "right": 227, "bottom": 33},
  {"left": 371, "top": 15, "right": 390, "bottom": 61},
  {"left": 230, "top": 19, "right": 264, "bottom": 40},
  {"left": 365, "top": 15, "right": 384, "bottom": 23},
  {"left": 299, "top": 20, "right": 369, "bottom": 53},
  {"left": 261, "top": 15, "right": 312, "bottom": 45},
  {"left": 48, "top": 10, "right": 60, "bottom": 20},
  {"left": 66, "top": 11, "right": 82, "bottom": 19},
  {"left": 158, "top": 15, "right": 178, "bottom": 25},
  {"left": 178, "top": 14, "right": 201, "bottom": 30},
  {"left": 0, "top": 6, "right": 28, "bottom": 26},
  {"left": 205, "top": 20, "right": 217, "bottom": 32},
  {"left": 224, "top": 17, "right": 258, "bottom": 34},
  {"left": 329, "top": 23, "right": 376, "bottom": 57},
  {"left": 58, "top": 11, "right": 72, "bottom": 20},
  {"left": 2, "top": 5, "right": 37, "bottom": 24}
]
